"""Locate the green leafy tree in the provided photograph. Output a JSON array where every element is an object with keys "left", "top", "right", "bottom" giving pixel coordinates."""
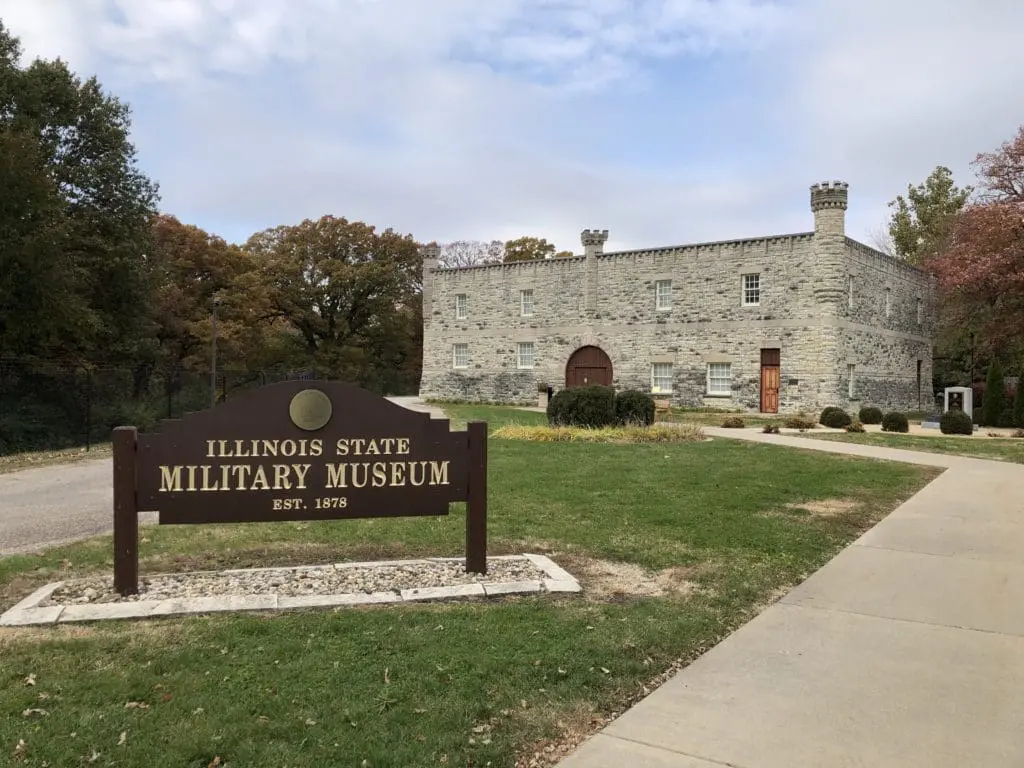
[
  {"left": 887, "top": 166, "right": 972, "bottom": 265},
  {"left": 0, "top": 21, "right": 159, "bottom": 368},
  {"left": 503, "top": 236, "right": 557, "bottom": 262},
  {"left": 0, "top": 127, "right": 89, "bottom": 361},
  {"left": 245, "top": 216, "right": 422, "bottom": 393}
]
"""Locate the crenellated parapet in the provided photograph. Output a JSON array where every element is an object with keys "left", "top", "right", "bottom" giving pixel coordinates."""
[
  {"left": 810, "top": 180, "right": 849, "bottom": 213},
  {"left": 581, "top": 229, "right": 609, "bottom": 259}
]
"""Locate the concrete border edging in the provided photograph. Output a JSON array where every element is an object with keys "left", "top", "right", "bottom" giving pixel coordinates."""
[{"left": 0, "top": 554, "right": 581, "bottom": 627}]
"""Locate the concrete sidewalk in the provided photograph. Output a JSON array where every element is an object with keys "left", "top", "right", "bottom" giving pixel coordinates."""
[{"left": 559, "top": 428, "right": 1024, "bottom": 767}]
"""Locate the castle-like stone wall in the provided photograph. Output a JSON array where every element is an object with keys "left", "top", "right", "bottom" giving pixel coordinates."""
[{"left": 419, "top": 182, "right": 935, "bottom": 415}]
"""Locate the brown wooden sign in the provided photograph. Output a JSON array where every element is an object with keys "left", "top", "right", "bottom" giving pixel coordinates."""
[{"left": 112, "top": 381, "right": 487, "bottom": 595}]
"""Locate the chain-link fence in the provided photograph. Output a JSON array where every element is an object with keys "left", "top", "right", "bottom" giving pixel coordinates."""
[{"left": 0, "top": 360, "right": 321, "bottom": 455}]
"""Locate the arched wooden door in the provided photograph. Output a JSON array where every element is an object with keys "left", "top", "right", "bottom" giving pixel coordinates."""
[{"left": 566, "top": 346, "right": 613, "bottom": 387}]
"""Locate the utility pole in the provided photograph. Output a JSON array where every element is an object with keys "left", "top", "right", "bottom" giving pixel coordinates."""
[{"left": 211, "top": 293, "right": 221, "bottom": 408}]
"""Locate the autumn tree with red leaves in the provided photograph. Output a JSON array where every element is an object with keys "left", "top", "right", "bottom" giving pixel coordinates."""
[{"left": 930, "top": 126, "right": 1024, "bottom": 363}]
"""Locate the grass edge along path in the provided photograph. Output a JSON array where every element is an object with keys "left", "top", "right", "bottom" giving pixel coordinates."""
[
  {"left": 1, "top": 404, "right": 940, "bottom": 767},
  {"left": 792, "top": 429, "right": 1024, "bottom": 464}
]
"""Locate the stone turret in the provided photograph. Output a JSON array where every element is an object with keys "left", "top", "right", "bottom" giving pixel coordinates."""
[
  {"left": 421, "top": 242, "right": 440, "bottom": 326},
  {"left": 810, "top": 180, "right": 848, "bottom": 237},
  {"left": 810, "top": 181, "right": 849, "bottom": 308},
  {"left": 581, "top": 229, "right": 609, "bottom": 259}
]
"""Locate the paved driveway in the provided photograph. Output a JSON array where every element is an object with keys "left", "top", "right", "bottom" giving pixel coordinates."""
[{"left": 0, "top": 458, "right": 114, "bottom": 556}]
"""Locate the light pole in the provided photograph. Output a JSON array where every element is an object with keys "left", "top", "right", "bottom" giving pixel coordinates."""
[{"left": 211, "top": 293, "right": 221, "bottom": 408}]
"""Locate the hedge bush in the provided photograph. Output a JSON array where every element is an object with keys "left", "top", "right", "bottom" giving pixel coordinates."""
[
  {"left": 858, "top": 406, "right": 883, "bottom": 425},
  {"left": 722, "top": 416, "right": 745, "bottom": 428},
  {"left": 819, "top": 406, "right": 852, "bottom": 428},
  {"left": 881, "top": 411, "right": 909, "bottom": 433},
  {"left": 762, "top": 424, "right": 780, "bottom": 434},
  {"left": 846, "top": 421, "right": 866, "bottom": 433},
  {"left": 545, "top": 389, "right": 575, "bottom": 426},
  {"left": 615, "top": 390, "right": 655, "bottom": 426},
  {"left": 546, "top": 385, "right": 617, "bottom": 428},
  {"left": 783, "top": 415, "right": 816, "bottom": 430},
  {"left": 939, "top": 410, "right": 974, "bottom": 435},
  {"left": 1014, "top": 373, "right": 1024, "bottom": 427},
  {"left": 982, "top": 359, "right": 1006, "bottom": 427}
]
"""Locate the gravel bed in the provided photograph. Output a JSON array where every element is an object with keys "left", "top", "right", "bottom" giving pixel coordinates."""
[{"left": 41, "top": 558, "right": 548, "bottom": 606}]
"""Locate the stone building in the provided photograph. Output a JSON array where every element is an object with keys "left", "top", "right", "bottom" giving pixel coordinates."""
[{"left": 419, "top": 181, "right": 935, "bottom": 415}]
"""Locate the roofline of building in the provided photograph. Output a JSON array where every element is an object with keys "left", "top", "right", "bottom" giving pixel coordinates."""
[{"left": 428, "top": 230, "right": 929, "bottom": 276}]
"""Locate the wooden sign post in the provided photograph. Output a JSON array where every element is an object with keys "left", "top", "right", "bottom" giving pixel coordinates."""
[{"left": 112, "top": 382, "right": 487, "bottom": 596}]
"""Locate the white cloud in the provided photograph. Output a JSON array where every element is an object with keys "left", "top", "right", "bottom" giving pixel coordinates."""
[{"left": 0, "top": 0, "right": 1022, "bottom": 252}]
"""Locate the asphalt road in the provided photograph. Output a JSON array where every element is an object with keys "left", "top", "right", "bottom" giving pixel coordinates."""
[
  {"left": 0, "top": 458, "right": 116, "bottom": 556},
  {"left": 0, "top": 397, "right": 447, "bottom": 557}
]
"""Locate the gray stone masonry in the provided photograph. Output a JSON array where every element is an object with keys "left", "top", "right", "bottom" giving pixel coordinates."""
[{"left": 419, "top": 181, "right": 935, "bottom": 415}]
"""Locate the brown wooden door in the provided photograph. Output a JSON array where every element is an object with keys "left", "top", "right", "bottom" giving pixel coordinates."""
[
  {"left": 566, "top": 346, "right": 613, "bottom": 387},
  {"left": 760, "top": 348, "right": 780, "bottom": 413}
]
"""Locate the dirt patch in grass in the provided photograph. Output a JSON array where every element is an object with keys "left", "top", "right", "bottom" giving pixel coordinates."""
[
  {"left": 0, "top": 619, "right": 185, "bottom": 649},
  {"left": 786, "top": 498, "right": 859, "bottom": 518},
  {"left": 515, "top": 701, "right": 607, "bottom": 767},
  {"left": 558, "top": 555, "right": 697, "bottom": 601}
]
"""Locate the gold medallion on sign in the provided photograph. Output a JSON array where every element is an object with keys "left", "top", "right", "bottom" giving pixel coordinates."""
[{"left": 289, "top": 389, "right": 333, "bottom": 431}]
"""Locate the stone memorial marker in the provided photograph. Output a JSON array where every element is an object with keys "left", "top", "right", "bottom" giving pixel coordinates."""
[{"left": 112, "top": 381, "right": 487, "bottom": 596}]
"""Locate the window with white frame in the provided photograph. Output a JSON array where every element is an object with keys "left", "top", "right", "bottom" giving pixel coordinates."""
[
  {"left": 847, "top": 363, "right": 856, "bottom": 398},
  {"left": 455, "top": 294, "right": 467, "bottom": 319},
  {"left": 651, "top": 363, "right": 673, "bottom": 393},
  {"left": 517, "top": 342, "right": 535, "bottom": 369},
  {"left": 520, "top": 289, "right": 534, "bottom": 316},
  {"left": 707, "top": 363, "right": 732, "bottom": 395},
  {"left": 452, "top": 343, "right": 469, "bottom": 369},
  {"left": 742, "top": 273, "right": 760, "bottom": 306},
  {"left": 885, "top": 288, "right": 892, "bottom": 318},
  {"left": 655, "top": 280, "right": 672, "bottom": 311}
]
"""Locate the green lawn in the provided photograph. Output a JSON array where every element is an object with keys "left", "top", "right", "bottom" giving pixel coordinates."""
[
  {"left": 1, "top": 405, "right": 939, "bottom": 767},
  {"left": 794, "top": 430, "right": 1024, "bottom": 464}
]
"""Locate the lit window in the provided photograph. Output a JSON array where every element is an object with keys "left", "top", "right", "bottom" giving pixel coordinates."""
[
  {"left": 520, "top": 289, "right": 534, "bottom": 317},
  {"left": 742, "top": 274, "right": 760, "bottom": 306},
  {"left": 707, "top": 363, "right": 732, "bottom": 395},
  {"left": 517, "top": 342, "right": 535, "bottom": 369},
  {"left": 848, "top": 363, "right": 856, "bottom": 398},
  {"left": 655, "top": 280, "right": 672, "bottom": 311},
  {"left": 455, "top": 294, "right": 467, "bottom": 319},
  {"left": 453, "top": 343, "right": 469, "bottom": 369},
  {"left": 651, "top": 363, "right": 673, "bottom": 393}
]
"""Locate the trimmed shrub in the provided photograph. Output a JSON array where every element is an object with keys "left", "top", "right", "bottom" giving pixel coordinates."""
[
  {"left": 846, "top": 421, "right": 866, "bottom": 433},
  {"left": 881, "top": 411, "right": 909, "bottom": 433},
  {"left": 552, "top": 385, "right": 617, "bottom": 428},
  {"left": 940, "top": 410, "right": 974, "bottom": 435},
  {"left": 981, "top": 359, "right": 1006, "bottom": 427},
  {"left": 858, "top": 406, "right": 883, "bottom": 425},
  {"left": 615, "top": 390, "right": 655, "bottom": 426},
  {"left": 1012, "top": 428, "right": 1024, "bottom": 439},
  {"left": 783, "top": 415, "right": 817, "bottom": 430},
  {"left": 493, "top": 423, "right": 704, "bottom": 443},
  {"left": 762, "top": 424, "right": 780, "bottom": 434},
  {"left": 722, "top": 416, "right": 745, "bottom": 428},
  {"left": 819, "top": 406, "right": 852, "bottom": 428},
  {"left": 546, "top": 388, "right": 576, "bottom": 426}
]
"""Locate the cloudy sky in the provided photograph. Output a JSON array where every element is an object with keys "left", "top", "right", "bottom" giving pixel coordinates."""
[{"left": 2, "top": 0, "right": 1022, "bottom": 252}]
